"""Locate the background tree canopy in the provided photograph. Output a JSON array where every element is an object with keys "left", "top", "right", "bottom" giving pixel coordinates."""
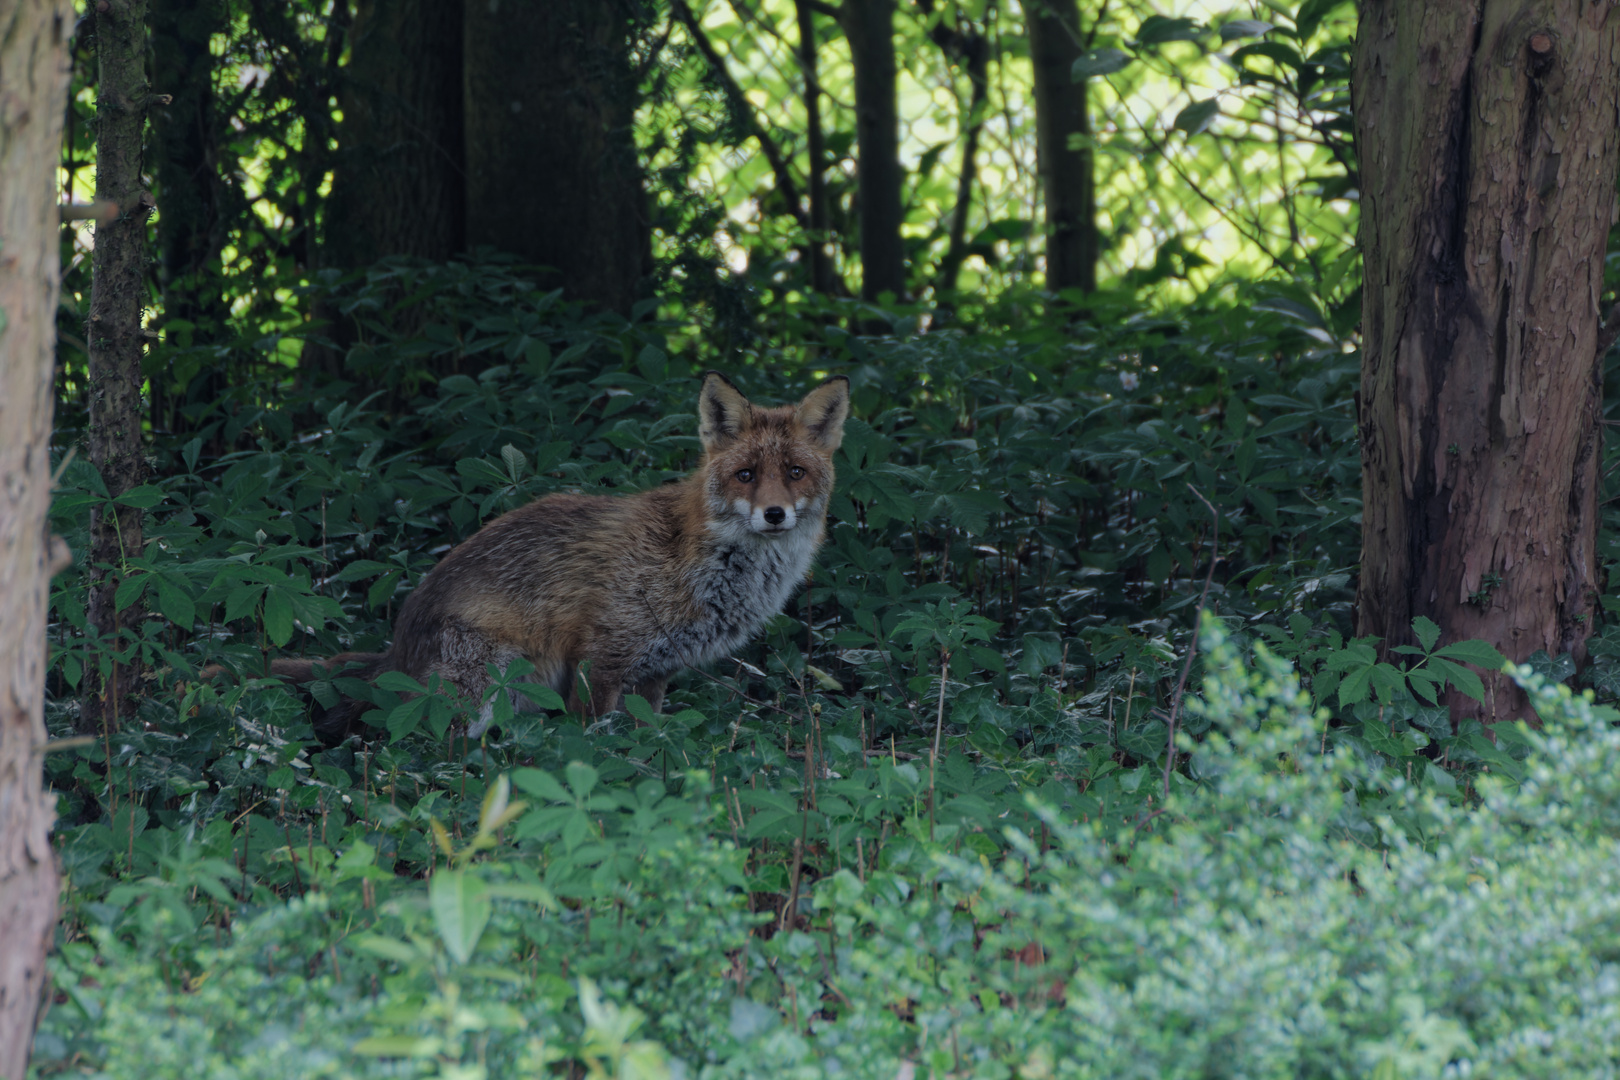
[{"left": 8, "top": 0, "right": 1620, "bottom": 1075}]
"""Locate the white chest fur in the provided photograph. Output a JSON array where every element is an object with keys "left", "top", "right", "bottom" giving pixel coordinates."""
[{"left": 628, "top": 522, "right": 822, "bottom": 683}]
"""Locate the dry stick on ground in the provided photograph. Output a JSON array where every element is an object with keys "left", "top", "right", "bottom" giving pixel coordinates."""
[
  {"left": 1162, "top": 486, "right": 1221, "bottom": 801},
  {"left": 928, "top": 649, "right": 950, "bottom": 841}
]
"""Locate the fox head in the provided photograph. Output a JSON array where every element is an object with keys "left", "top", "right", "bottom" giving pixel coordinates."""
[{"left": 698, "top": 371, "right": 851, "bottom": 540}]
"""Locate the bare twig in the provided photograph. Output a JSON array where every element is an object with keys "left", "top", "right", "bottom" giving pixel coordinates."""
[
  {"left": 1162, "top": 485, "right": 1221, "bottom": 800},
  {"left": 928, "top": 650, "right": 950, "bottom": 841}
]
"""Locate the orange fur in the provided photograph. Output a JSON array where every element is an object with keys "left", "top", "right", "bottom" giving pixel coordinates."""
[{"left": 282, "top": 372, "right": 850, "bottom": 740}]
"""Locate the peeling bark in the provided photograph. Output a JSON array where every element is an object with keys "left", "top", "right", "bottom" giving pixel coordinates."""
[
  {"left": 0, "top": 0, "right": 74, "bottom": 1072},
  {"left": 1354, "top": 1, "right": 1620, "bottom": 722}
]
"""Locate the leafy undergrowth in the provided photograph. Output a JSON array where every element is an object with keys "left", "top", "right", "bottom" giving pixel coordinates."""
[
  {"left": 32, "top": 261, "right": 1620, "bottom": 1077},
  {"left": 35, "top": 624, "right": 1620, "bottom": 1078}
]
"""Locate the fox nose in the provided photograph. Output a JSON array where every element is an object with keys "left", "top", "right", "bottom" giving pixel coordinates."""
[{"left": 763, "top": 506, "right": 786, "bottom": 526}]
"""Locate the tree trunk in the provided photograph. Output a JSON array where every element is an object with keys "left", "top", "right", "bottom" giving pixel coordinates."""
[
  {"left": 149, "top": 0, "right": 228, "bottom": 434},
  {"left": 1023, "top": 0, "right": 1101, "bottom": 296},
  {"left": 463, "top": 0, "right": 649, "bottom": 315},
  {"left": 1027, "top": 0, "right": 1096, "bottom": 295},
  {"left": 796, "top": 0, "right": 836, "bottom": 296},
  {"left": 305, "top": 0, "right": 464, "bottom": 381},
  {"left": 1354, "top": 1, "right": 1620, "bottom": 722},
  {"left": 325, "top": 0, "right": 465, "bottom": 270},
  {"left": 926, "top": 10, "right": 989, "bottom": 296},
  {"left": 83, "top": 0, "right": 152, "bottom": 738},
  {"left": 0, "top": 1, "right": 74, "bottom": 1072},
  {"left": 841, "top": 0, "right": 905, "bottom": 303}
]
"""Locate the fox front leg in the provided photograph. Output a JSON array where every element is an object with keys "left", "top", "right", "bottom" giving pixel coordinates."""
[{"left": 566, "top": 656, "right": 630, "bottom": 719}]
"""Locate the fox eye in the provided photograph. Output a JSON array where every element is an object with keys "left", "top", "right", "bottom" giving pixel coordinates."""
[
  {"left": 787, "top": 465, "right": 806, "bottom": 480},
  {"left": 735, "top": 469, "right": 754, "bottom": 483}
]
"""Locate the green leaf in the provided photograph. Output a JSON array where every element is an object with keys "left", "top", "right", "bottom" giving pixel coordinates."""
[
  {"left": 430, "top": 869, "right": 491, "bottom": 964},
  {"left": 1070, "top": 48, "right": 1131, "bottom": 79},
  {"left": 1430, "top": 657, "right": 1485, "bottom": 702},
  {"left": 513, "top": 683, "right": 566, "bottom": 711},
  {"left": 623, "top": 693, "right": 656, "bottom": 725},
  {"left": 262, "top": 588, "right": 295, "bottom": 646},
  {"left": 376, "top": 670, "right": 427, "bottom": 694},
  {"left": 513, "top": 767, "right": 570, "bottom": 803},
  {"left": 565, "top": 760, "right": 599, "bottom": 799},
  {"left": 1412, "top": 616, "right": 1441, "bottom": 653},
  {"left": 112, "top": 484, "right": 165, "bottom": 509},
  {"left": 1174, "top": 98, "right": 1221, "bottom": 135},
  {"left": 1337, "top": 664, "right": 1373, "bottom": 706},
  {"left": 1432, "top": 640, "right": 1508, "bottom": 668},
  {"left": 500, "top": 443, "right": 527, "bottom": 482},
  {"left": 114, "top": 572, "right": 149, "bottom": 614},
  {"left": 223, "top": 583, "right": 265, "bottom": 625},
  {"left": 154, "top": 578, "right": 195, "bottom": 627},
  {"left": 1137, "top": 15, "right": 1203, "bottom": 44},
  {"left": 1219, "top": 18, "right": 1273, "bottom": 40},
  {"left": 386, "top": 697, "right": 426, "bottom": 742}
]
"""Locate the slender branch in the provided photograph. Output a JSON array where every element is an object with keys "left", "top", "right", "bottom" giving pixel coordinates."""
[
  {"left": 1162, "top": 485, "right": 1220, "bottom": 801},
  {"left": 672, "top": 0, "right": 808, "bottom": 229}
]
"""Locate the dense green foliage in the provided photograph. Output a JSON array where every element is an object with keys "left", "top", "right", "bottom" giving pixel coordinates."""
[
  {"left": 31, "top": 0, "right": 1620, "bottom": 1076},
  {"left": 38, "top": 612, "right": 1620, "bottom": 1077},
  {"left": 38, "top": 257, "right": 1620, "bottom": 1077}
]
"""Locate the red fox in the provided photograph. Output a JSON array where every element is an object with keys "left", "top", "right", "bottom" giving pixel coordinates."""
[{"left": 270, "top": 371, "right": 849, "bottom": 739}]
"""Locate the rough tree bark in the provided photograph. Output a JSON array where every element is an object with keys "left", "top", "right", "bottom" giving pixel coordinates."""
[
  {"left": 0, "top": 1, "right": 74, "bottom": 1072},
  {"left": 1354, "top": 1, "right": 1620, "bottom": 722},
  {"left": 840, "top": 0, "right": 906, "bottom": 302},
  {"left": 325, "top": 0, "right": 465, "bottom": 270},
  {"left": 463, "top": 0, "right": 649, "bottom": 315},
  {"left": 82, "top": 0, "right": 153, "bottom": 737},
  {"left": 1027, "top": 0, "right": 1096, "bottom": 295}
]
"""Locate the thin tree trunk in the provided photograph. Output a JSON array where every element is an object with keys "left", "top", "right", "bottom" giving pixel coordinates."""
[
  {"left": 0, "top": 1, "right": 75, "bottom": 1071},
  {"left": 463, "top": 0, "right": 649, "bottom": 315},
  {"left": 841, "top": 0, "right": 905, "bottom": 303},
  {"left": 796, "top": 0, "right": 836, "bottom": 296},
  {"left": 82, "top": 0, "right": 153, "bottom": 738},
  {"left": 1027, "top": 0, "right": 1096, "bottom": 295},
  {"left": 1354, "top": 1, "right": 1620, "bottom": 722},
  {"left": 930, "top": 13, "right": 989, "bottom": 296}
]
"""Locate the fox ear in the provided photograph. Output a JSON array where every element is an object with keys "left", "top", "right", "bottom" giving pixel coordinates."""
[
  {"left": 794, "top": 376, "right": 850, "bottom": 452},
  {"left": 699, "top": 371, "right": 752, "bottom": 451}
]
